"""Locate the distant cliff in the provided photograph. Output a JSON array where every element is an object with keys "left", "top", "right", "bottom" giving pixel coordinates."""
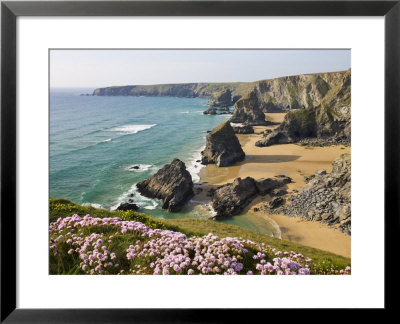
[
  {"left": 92, "top": 69, "right": 350, "bottom": 114},
  {"left": 92, "top": 83, "right": 243, "bottom": 99}
]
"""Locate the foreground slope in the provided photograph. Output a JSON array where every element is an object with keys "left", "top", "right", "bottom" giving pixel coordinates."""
[{"left": 49, "top": 198, "right": 350, "bottom": 275}]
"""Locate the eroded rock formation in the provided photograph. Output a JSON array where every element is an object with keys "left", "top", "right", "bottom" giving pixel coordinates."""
[
  {"left": 201, "top": 121, "right": 245, "bottom": 167},
  {"left": 136, "top": 159, "right": 194, "bottom": 212}
]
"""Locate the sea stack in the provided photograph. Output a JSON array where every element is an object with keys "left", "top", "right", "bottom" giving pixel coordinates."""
[
  {"left": 230, "top": 90, "right": 269, "bottom": 126},
  {"left": 136, "top": 158, "right": 194, "bottom": 212},
  {"left": 208, "top": 89, "right": 233, "bottom": 108},
  {"left": 201, "top": 120, "right": 245, "bottom": 167}
]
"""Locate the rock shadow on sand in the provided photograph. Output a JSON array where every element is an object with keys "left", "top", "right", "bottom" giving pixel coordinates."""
[{"left": 244, "top": 155, "right": 301, "bottom": 164}]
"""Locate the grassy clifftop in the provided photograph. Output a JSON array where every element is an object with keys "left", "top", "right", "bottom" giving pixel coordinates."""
[{"left": 49, "top": 198, "right": 350, "bottom": 275}]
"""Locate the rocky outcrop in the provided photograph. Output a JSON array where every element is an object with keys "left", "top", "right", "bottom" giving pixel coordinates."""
[
  {"left": 263, "top": 154, "right": 351, "bottom": 235},
  {"left": 230, "top": 90, "right": 269, "bottom": 126},
  {"left": 256, "top": 70, "right": 351, "bottom": 147},
  {"left": 211, "top": 175, "right": 292, "bottom": 218},
  {"left": 203, "top": 108, "right": 217, "bottom": 115},
  {"left": 232, "top": 125, "right": 254, "bottom": 134},
  {"left": 208, "top": 89, "right": 232, "bottom": 107},
  {"left": 136, "top": 159, "right": 194, "bottom": 212},
  {"left": 255, "top": 175, "right": 292, "bottom": 195},
  {"left": 211, "top": 177, "right": 259, "bottom": 218},
  {"left": 117, "top": 203, "right": 139, "bottom": 211},
  {"left": 201, "top": 121, "right": 245, "bottom": 167}
]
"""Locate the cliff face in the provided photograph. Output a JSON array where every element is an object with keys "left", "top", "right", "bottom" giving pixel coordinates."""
[
  {"left": 250, "top": 70, "right": 348, "bottom": 112},
  {"left": 92, "top": 69, "right": 350, "bottom": 113},
  {"left": 92, "top": 83, "right": 241, "bottom": 99},
  {"left": 208, "top": 89, "right": 233, "bottom": 107},
  {"left": 230, "top": 90, "right": 269, "bottom": 126},
  {"left": 256, "top": 69, "right": 351, "bottom": 146}
]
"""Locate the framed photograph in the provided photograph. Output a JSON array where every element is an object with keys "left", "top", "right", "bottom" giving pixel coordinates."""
[{"left": 1, "top": 0, "right": 398, "bottom": 321}]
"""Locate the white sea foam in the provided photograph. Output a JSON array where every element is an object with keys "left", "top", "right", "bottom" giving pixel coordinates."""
[
  {"left": 110, "top": 124, "right": 157, "bottom": 135},
  {"left": 82, "top": 202, "right": 103, "bottom": 209},
  {"left": 186, "top": 145, "right": 205, "bottom": 183},
  {"left": 230, "top": 122, "right": 244, "bottom": 127},
  {"left": 110, "top": 184, "right": 160, "bottom": 211},
  {"left": 102, "top": 138, "right": 112, "bottom": 142}
]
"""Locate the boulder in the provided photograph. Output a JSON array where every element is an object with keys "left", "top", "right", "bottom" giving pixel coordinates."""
[
  {"left": 230, "top": 90, "right": 268, "bottom": 126},
  {"left": 203, "top": 108, "right": 217, "bottom": 115},
  {"left": 136, "top": 158, "right": 194, "bottom": 212},
  {"left": 117, "top": 203, "right": 139, "bottom": 211},
  {"left": 268, "top": 197, "right": 284, "bottom": 209},
  {"left": 211, "top": 177, "right": 259, "bottom": 218},
  {"left": 255, "top": 175, "right": 291, "bottom": 195},
  {"left": 201, "top": 121, "right": 245, "bottom": 167}
]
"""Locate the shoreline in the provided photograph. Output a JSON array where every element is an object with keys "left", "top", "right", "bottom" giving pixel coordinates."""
[{"left": 198, "top": 113, "right": 351, "bottom": 258}]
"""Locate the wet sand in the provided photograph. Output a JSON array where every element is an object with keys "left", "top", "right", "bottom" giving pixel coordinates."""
[{"left": 198, "top": 112, "right": 351, "bottom": 257}]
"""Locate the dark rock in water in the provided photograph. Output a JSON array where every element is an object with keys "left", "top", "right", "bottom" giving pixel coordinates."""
[
  {"left": 128, "top": 193, "right": 134, "bottom": 197},
  {"left": 136, "top": 158, "right": 194, "bottom": 212},
  {"left": 255, "top": 175, "right": 291, "bottom": 195},
  {"left": 196, "top": 160, "right": 201, "bottom": 163},
  {"left": 268, "top": 197, "right": 284, "bottom": 209},
  {"left": 230, "top": 90, "right": 269, "bottom": 126},
  {"left": 117, "top": 203, "right": 139, "bottom": 211},
  {"left": 130, "top": 165, "right": 140, "bottom": 170},
  {"left": 208, "top": 89, "right": 233, "bottom": 108},
  {"left": 128, "top": 199, "right": 134, "bottom": 203},
  {"left": 212, "top": 177, "right": 259, "bottom": 218},
  {"left": 201, "top": 121, "right": 245, "bottom": 167},
  {"left": 232, "top": 125, "right": 254, "bottom": 134},
  {"left": 203, "top": 108, "right": 217, "bottom": 115}
]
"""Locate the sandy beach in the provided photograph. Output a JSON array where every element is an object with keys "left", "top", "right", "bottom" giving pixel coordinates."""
[{"left": 198, "top": 113, "right": 351, "bottom": 258}]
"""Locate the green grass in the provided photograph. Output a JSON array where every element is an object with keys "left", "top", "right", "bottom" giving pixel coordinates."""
[{"left": 49, "top": 198, "right": 350, "bottom": 275}]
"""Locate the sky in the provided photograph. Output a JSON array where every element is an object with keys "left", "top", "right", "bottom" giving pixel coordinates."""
[{"left": 50, "top": 49, "right": 350, "bottom": 89}]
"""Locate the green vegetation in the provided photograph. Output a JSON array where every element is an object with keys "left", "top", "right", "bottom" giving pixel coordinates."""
[
  {"left": 314, "top": 76, "right": 330, "bottom": 97},
  {"left": 342, "top": 97, "right": 351, "bottom": 106},
  {"left": 49, "top": 198, "right": 350, "bottom": 275},
  {"left": 288, "top": 109, "right": 316, "bottom": 133}
]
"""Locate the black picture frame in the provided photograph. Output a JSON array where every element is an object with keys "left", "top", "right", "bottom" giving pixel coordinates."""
[{"left": 1, "top": 0, "right": 398, "bottom": 321}]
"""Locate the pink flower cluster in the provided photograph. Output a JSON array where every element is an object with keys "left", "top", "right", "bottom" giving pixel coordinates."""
[{"left": 49, "top": 214, "right": 351, "bottom": 275}]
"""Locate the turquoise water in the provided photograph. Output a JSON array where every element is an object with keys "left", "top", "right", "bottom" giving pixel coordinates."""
[{"left": 50, "top": 89, "right": 274, "bottom": 236}]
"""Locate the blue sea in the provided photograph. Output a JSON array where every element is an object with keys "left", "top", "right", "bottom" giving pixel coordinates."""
[{"left": 50, "top": 88, "right": 275, "bottom": 236}]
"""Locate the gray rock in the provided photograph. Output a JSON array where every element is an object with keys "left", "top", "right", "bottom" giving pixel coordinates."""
[
  {"left": 136, "top": 158, "right": 194, "bottom": 212},
  {"left": 268, "top": 197, "right": 284, "bottom": 209},
  {"left": 212, "top": 177, "right": 259, "bottom": 218},
  {"left": 230, "top": 90, "right": 269, "bottom": 126},
  {"left": 255, "top": 175, "right": 291, "bottom": 195},
  {"left": 201, "top": 121, "right": 245, "bottom": 167}
]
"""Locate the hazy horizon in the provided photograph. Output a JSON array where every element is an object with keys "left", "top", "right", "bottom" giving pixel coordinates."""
[{"left": 50, "top": 49, "right": 351, "bottom": 88}]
